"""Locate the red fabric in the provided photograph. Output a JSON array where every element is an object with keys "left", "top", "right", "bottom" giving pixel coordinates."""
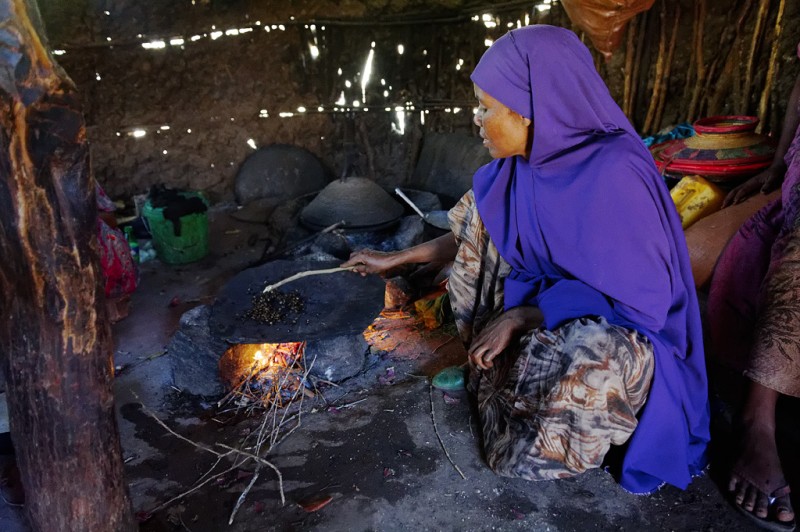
[
  {"left": 96, "top": 183, "right": 138, "bottom": 298},
  {"left": 98, "top": 219, "right": 138, "bottom": 298},
  {"left": 706, "top": 200, "right": 782, "bottom": 367}
]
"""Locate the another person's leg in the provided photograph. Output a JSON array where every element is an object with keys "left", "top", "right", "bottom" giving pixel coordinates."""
[
  {"left": 729, "top": 381, "right": 793, "bottom": 524},
  {"left": 729, "top": 227, "right": 800, "bottom": 525}
]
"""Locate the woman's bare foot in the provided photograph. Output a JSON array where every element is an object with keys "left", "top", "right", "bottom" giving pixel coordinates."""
[{"left": 728, "top": 383, "right": 794, "bottom": 526}]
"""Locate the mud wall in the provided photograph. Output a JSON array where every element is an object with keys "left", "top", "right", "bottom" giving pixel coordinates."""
[{"left": 39, "top": 0, "right": 800, "bottom": 202}]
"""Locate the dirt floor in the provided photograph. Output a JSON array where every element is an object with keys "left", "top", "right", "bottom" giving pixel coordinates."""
[{"left": 2, "top": 205, "right": 798, "bottom": 531}]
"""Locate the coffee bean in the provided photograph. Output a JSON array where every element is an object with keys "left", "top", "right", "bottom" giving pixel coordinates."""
[{"left": 242, "top": 289, "right": 305, "bottom": 325}]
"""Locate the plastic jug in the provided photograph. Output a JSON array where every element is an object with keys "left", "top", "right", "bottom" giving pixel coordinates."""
[{"left": 670, "top": 175, "right": 725, "bottom": 229}]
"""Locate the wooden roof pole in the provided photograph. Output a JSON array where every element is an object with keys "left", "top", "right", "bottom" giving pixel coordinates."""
[
  {"left": 0, "top": 0, "right": 135, "bottom": 530},
  {"left": 756, "top": 0, "right": 787, "bottom": 133}
]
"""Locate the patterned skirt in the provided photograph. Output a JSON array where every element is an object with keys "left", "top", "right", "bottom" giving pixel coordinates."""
[
  {"left": 448, "top": 191, "right": 655, "bottom": 480},
  {"left": 747, "top": 224, "right": 800, "bottom": 397}
]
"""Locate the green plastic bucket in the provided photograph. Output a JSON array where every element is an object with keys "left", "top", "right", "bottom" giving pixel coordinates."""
[{"left": 142, "top": 192, "right": 209, "bottom": 264}]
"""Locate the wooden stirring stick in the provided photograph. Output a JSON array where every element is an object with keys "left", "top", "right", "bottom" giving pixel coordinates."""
[{"left": 262, "top": 266, "right": 354, "bottom": 293}]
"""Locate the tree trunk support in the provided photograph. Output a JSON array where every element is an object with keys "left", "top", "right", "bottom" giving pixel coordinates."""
[{"left": 0, "top": 0, "right": 136, "bottom": 530}]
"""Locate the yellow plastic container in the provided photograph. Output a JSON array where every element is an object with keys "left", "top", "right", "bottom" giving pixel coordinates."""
[{"left": 669, "top": 175, "right": 725, "bottom": 229}]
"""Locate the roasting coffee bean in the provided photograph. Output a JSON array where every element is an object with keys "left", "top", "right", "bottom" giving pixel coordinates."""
[{"left": 242, "top": 289, "right": 305, "bottom": 325}]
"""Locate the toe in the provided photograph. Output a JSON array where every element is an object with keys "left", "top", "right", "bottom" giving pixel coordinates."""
[
  {"left": 742, "top": 485, "right": 758, "bottom": 512},
  {"left": 774, "top": 494, "right": 795, "bottom": 523},
  {"left": 734, "top": 478, "right": 748, "bottom": 505},
  {"left": 729, "top": 474, "right": 741, "bottom": 493},
  {"left": 753, "top": 491, "right": 770, "bottom": 518}
]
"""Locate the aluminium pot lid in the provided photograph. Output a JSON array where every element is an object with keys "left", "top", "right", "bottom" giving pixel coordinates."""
[{"left": 300, "top": 177, "right": 404, "bottom": 231}]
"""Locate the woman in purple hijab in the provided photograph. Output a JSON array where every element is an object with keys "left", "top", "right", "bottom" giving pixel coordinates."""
[{"left": 344, "top": 25, "right": 709, "bottom": 494}]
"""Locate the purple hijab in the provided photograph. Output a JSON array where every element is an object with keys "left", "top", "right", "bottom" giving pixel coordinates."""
[{"left": 470, "top": 25, "right": 709, "bottom": 494}]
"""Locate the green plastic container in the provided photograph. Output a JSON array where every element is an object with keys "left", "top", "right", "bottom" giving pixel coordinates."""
[{"left": 142, "top": 191, "right": 209, "bottom": 264}]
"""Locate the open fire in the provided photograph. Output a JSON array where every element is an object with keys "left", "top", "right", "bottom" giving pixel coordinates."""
[
  {"left": 218, "top": 341, "right": 307, "bottom": 409},
  {"left": 206, "top": 258, "right": 441, "bottom": 410},
  {"left": 216, "top": 307, "right": 421, "bottom": 411}
]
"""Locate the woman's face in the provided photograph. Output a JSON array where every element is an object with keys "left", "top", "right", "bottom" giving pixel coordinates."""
[{"left": 473, "top": 84, "right": 532, "bottom": 159}]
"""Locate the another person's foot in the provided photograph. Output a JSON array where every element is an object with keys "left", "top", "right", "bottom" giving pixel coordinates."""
[{"left": 728, "top": 420, "right": 794, "bottom": 529}]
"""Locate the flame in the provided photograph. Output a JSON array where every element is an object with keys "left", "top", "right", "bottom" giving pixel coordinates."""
[{"left": 218, "top": 342, "right": 306, "bottom": 409}]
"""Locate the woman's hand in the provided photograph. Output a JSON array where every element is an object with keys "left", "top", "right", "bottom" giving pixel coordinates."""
[
  {"left": 341, "top": 249, "right": 402, "bottom": 276},
  {"left": 469, "top": 306, "right": 543, "bottom": 370},
  {"left": 342, "top": 234, "right": 458, "bottom": 276},
  {"left": 723, "top": 164, "right": 786, "bottom": 207}
]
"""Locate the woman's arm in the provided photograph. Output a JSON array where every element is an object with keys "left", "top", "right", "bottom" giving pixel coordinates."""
[
  {"left": 341, "top": 232, "right": 458, "bottom": 275},
  {"left": 725, "top": 74, "right": 800, "bottom": 206},
  {"left": 469, "top": 306, "right": 543, "bottom": 369}
]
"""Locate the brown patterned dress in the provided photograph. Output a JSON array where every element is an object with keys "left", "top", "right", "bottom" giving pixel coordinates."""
[{"left": 448, "top": 191, "right": 655, "bottom": 479}]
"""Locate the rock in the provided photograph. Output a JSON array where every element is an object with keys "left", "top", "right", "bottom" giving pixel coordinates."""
[
  {"left": 392, "top": 216, "right": 425, "bottom": 250},
  {"left": 168, "top": 305, "right": 228, "bottom": 396},
  {"left": 385, "top": 276, "right": 412, "bottom": 309},
  {"left": 307, "top": 232, "right": 351, "bottom": 260},
  {"left": 168, "top": 304, "right": 370, "bottom": 394},
  {"left": 306, "top": 335, "right": 369, "bottom": 383}
]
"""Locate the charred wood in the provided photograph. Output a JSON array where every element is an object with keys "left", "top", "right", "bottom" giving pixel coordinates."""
[{"left": 0, "top": 0, "right": 135, "bottom": 530}]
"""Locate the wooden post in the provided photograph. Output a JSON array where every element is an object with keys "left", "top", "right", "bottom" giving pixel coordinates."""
[{"left": 0, "top": 1, "right": 136, "bottom": 530}]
